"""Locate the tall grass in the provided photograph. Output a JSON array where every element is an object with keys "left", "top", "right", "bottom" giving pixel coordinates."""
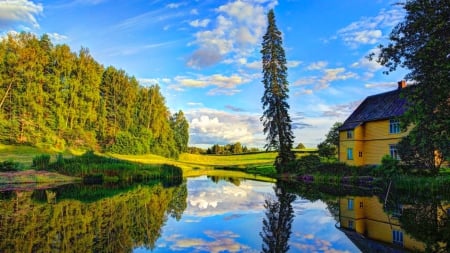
[{"left": 49, "top": 151, "right": 182, "bottom": 182}]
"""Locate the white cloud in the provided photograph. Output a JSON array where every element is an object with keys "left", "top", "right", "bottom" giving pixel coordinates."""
[
  {"left": 189, "top": 19, "right": 210, "bottom": 28},
  {"left": 0, "top": 0, "right": 43, "bottom": 28},
  {"left": 287, "top": 60, "right": 302, "bottom": 68},
  {"left": 306, "top": 61, "right": 328, "bottom": 70},
  {"left": 46, "top": 32, "right": 68, "bottom": 42},
  {"left": 166, "top": 2, "right": 182, "bottom": 9},
  {"left": 173, "top": 74, "right": 250, "bottom": 96},
  {"left": 293, "top": 67, "right": 358, "bottom": 91},
  {"left": 185, "top": 108, "right": 264, "bottom": 147},
  {"left": 336, "top": 7, "right": 405, "bottom": 47},
  {"left": 351, "top": 47, "right": 383, "bottom": 72},
  {"left": 186, "top": 0, "right": 277, "bottom": 68}
]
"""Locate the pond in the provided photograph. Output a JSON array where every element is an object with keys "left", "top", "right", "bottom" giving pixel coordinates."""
[{"left": 0, "top": 174, "right": 449, "bottom": 252}]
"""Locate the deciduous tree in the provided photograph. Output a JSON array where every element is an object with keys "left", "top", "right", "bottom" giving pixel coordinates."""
[{"left": 373, "top": 0, "right": 449, "bottom": 172}]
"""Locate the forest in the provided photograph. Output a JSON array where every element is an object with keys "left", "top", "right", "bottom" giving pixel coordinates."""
[{"left": 0, "top": 32, "right": 189, "bottom": 158}]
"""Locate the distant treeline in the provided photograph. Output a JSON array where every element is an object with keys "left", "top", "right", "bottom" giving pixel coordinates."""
[
  {"left": 186, "top": 142, "right": 260, "bottom": 155},
  {"left": 0, "top": 32, "right": 188, "bottom": 158}
]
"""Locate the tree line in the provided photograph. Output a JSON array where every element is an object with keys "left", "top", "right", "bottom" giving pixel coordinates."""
[{"left": 0, "top": 32, "right": 188, "bottom": 158}]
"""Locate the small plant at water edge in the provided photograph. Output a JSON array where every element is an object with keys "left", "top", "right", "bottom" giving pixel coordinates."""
[{"left": 32, "top": 154, "right": 51, "bottom": 171}]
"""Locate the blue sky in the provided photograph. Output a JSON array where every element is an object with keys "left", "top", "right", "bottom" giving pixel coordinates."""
[{"left": 0, "top": 0, "right": 407, "bottom": 148}]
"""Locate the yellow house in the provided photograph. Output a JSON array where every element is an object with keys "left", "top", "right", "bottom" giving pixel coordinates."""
[
  {"left": 339, "top": 81, "right": 410, "bottom": 166},
  {"left": 338, "top": 196, "right": 425, "bottom": 252}
]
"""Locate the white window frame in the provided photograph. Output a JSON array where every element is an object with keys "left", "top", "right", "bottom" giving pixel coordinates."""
[
  {"left": 390, "top": 144, "right": 400, "bottom": 160},
  {"left": 390, "top": 119, "right": 400, "bottom": 134}
]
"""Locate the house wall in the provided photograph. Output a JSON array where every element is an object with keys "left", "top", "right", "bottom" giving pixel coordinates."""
[
  {"left": 339, "top": 120, "right": 407, "bottom": 166},
  {"left": 339, "top": 196, "right": 426, "bottom": 252}
]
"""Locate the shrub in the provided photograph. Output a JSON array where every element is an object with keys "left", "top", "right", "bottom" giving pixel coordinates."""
[
  {"left": 32, "top": 154, "right": 51, "bottom": 171},
  {"left": 0, "top": 160, "right": 22, "bottom": 172},
  {"left": 296, "top": 155, "right": 321, "bottom": 174},
  {"left": 375, "top": 155, "right": 400, "bottom": 178}
]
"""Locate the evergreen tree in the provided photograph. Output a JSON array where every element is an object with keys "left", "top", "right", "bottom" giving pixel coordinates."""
[
  {"left": 373, "top": 0, "right": 449, "bottom": 172},
  {"left": 260, "top": 9, "right": 295, "bottom": 170}
]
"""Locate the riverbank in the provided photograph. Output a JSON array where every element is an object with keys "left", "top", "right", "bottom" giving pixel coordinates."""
[{"left": 0, "top": 170, "right": 79, "bottom": 184}]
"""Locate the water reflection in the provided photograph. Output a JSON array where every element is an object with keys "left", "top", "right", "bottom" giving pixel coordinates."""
[
  {"left": 1, "top": 176, "right": 448, "bottom": 252},
  {"left": 260, "top": 182, "right": 295, "bottom": 253},
  {"left": 0, "top": 180, "right": 187, "bottom": 252}
]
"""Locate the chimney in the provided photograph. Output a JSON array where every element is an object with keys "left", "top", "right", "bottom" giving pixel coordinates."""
[{"left": 397, "top": 80, "right": 407, "bottom": 89}]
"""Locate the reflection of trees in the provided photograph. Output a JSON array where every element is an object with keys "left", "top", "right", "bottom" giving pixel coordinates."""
[
  {"left": 260, "top": 182, "right": 296, "bottom": 253},
  {"left": 0, "top": 181, "right": 187, "bottom": 252},
  {"left": 208, "top": 176, "right": 241, "bottom": 186},
  {"left": 385, "top": 186, "right": 450, "bottom": 253}
]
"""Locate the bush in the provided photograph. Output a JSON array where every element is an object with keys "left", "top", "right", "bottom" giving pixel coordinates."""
[
  {"left": 32, "top": 154, "right": 51, "bottom": 171},
  {"left": 0, "top": 160, "right": 22, "bottom": 172},
  {"left": 296, "top": 155, "right": 321, "bottom": 174},
  {"left": 375, "top": 155, "right": 400, "bottom": 178}
]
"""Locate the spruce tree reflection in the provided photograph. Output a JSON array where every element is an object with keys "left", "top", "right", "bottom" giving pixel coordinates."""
[{"left": 260, "top": 182, "right": 296, "bottom": 253}]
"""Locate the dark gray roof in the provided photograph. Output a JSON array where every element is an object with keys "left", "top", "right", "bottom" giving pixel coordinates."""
[{"left": 340, "top": 87, "right": 410, "bottom": 131}]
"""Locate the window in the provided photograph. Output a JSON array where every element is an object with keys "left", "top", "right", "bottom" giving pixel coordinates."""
[
  {"left": 347, "top": 148, "right": 353, "bottom": 160},
  {"left": 358, "top": 151, "right": 363, "bottom": 157},
  {"left": 359, "top": 201, "right": 364, "bottom": 208},
  {"left": 393, "top": 230, "right": 403, "bottom": 245},
  {"left": 390, "top": 119, "right": 400, "bottom": 134},
  {"left": 347, "top": 130, "right": 354, "bottom": 139},
  {"left": 348, "top": 199, "right": 354, "bottom": 210},
  {"left": 390, "top": 144, "right": 400, "bottom": 160},
  {"left": 348, "top": 220, "right": 354, "bottom": 229}
]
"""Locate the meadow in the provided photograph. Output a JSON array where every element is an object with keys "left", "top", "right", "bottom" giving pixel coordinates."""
[{"left": 0, "top": 144, "right": 316, "bottom": 181}]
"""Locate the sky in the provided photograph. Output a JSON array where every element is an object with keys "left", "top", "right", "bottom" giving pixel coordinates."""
[
  {"left": 0, "top": 0, "right": 408, "bottom": 148},
  {"left": 140, "top": 176, "right": 360, "bottom": 252}
]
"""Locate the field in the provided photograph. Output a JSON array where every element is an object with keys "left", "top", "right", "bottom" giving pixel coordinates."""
[{"left": 0, "top": 144, "right": 316, "bottom": 180}]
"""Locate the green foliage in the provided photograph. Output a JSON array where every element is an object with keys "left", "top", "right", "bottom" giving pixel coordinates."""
[
  {"left": 49, "top": 151, "right": 182, "bottom": 181},
  {"left": 374, "top": 155, "right": 400, "bottom": 178},
  {"left": 374, "top": 0, "right": 449, "bottom": 172},
  {"left": 32, "top": 154, "right": 51, "bottom": 171},
  {"left": 295, "top": 155, "right": 321, "bottom": 174},
  {"left": 0, "top": 160, "right": 22, "bottom": 172},
  {"left": 107, "top": 131, "right": 149, "bottom": 155},
  {"left": 0, "top": 32, "right": 185, "bottom": 158},
  {"left": 317, "top": 122, "right": 342, "bottom": 159},
  {"left": 295, "top": 143, "right": 305, "bottom": 149},
  {"left": 260, "top": 9, "right": 295, "bottom": 169}
]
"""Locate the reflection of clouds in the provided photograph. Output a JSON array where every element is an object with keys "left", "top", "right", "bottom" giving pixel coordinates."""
[
  {"left": 186, "top": 177, "right": 273, "bottom": 216},
  {"left": 163, "top": 231, "right": 256, "bottom": 253},
  {"left": 291, "top": 232, "right": 352, "bottom": 253}
]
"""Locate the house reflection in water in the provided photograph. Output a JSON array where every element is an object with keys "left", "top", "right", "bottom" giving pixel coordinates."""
[{"left": 337, "top": 196, "right": 425, "bottom": 252}]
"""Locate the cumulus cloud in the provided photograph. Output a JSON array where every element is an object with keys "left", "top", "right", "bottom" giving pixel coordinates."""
[
  {"left": 46, "top": 32, "right": 68, "bottom": 42},
  {"left": 351, "top": 47, "right": 384, "bottom": 79},
  {"left": 336, "top": 7, "right": 405, "bottom": 48},
  {"left": 189, "top": 18, "right": 210, "bottom": 28},
  {"left": 320, "top": 100, "right": 362, "bottom": 118},
  {"left": 306, "top": 61, "right": 328, "bottom": 71},
  {"left": 185, "top": 108, "right": 264, "bottom": 147},
  {"left": 225, "top": 105, "right": 245, "bottom": 112},
  {"left": 0, "top": 0, "right": 43, "bottom": 29},
  {"left": 186, "top": 0, "right": 277, "bottom": 68},
  {"left": 293, "top": 67, "right": 358, "bottom": 92},
  {"left": 162, "top": 231, "right": 252, "bottom": 253},
  {"left": 173, "top": 73, "right": 250, "bottom": 96}
]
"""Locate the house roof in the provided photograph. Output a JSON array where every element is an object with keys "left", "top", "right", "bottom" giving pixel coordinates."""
[{"left": 340, "top": 87, "right": 411, "bottom": 131}]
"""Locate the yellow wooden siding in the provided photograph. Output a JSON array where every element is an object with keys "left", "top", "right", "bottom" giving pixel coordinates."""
[
  {"left": 339, "top": 120, "right": 408, "bottom": 166},
  {"left": 339, "top": 196, "right": 425, "bottom": 252}
]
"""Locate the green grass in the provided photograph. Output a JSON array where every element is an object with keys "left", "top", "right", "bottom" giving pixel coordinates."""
[{"left": 0, "top": 144, "right": 283, "bottom": 180}]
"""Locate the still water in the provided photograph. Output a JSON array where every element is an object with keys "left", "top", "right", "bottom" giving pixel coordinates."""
[{"left": 0, "top": 174, "right": 448, "bottom": 252}]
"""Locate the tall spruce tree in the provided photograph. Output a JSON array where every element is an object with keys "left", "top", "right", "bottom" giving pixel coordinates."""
[
  {"left": 260, "top": 9, "right": 295, "bottom": 170},
  {"left": 373, "top": 0, "right": 449, "bottom": 173}
]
